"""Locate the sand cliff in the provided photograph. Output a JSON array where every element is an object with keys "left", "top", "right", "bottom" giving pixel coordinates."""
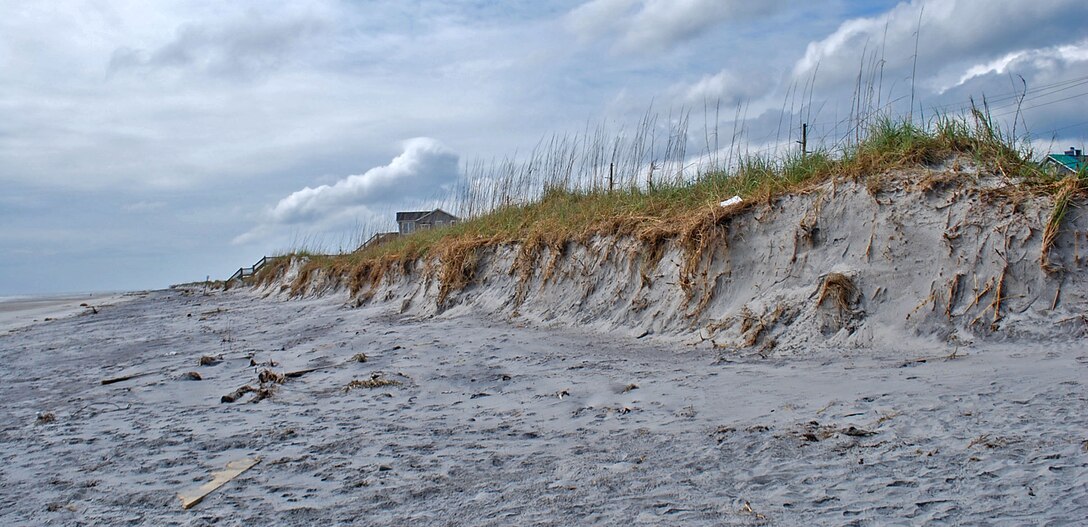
[{"left": 261, "top": 159, "right": 1088, "bottom": 354}]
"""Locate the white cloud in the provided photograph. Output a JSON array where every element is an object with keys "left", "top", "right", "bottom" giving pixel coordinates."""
[
  {"left": 946, "top": 40, "right": 1088, "bottom": 92},
  {"left": 271, "top": 137, "right": 459, "bottom": 224},
  {"left": 947, "top": 50, "right": 1030, "bottom": 92},
  {"left": 232, "top": 138, "right": 459, "bottom": 245}
]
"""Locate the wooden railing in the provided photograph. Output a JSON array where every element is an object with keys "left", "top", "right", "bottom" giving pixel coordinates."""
[{"left": 228, "top": 256, "right": 281, "bottom": 282}]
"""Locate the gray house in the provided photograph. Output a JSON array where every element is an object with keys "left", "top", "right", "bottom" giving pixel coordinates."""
[
  {"left": 396, "top": 209, "right": 460, "bottom": 234},
  {"left": 360, "top": 208, "right": 462, "bottom": 250}
]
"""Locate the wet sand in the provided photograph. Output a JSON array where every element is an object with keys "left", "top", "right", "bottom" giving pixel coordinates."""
[
  {"left": 0, "top": 293, "right": 132, "bottom": 333},
  {"left": 0, "top": 288, "right": 1085, "bottom": 525}
]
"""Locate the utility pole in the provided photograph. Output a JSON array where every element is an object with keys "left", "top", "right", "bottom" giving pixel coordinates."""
[{"left": 609, "top": 162, "right": 614, "bottom": 192}]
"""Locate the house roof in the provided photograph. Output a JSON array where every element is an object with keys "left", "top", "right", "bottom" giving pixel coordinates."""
[
  {"left": 396, "top": 211, "right": 431, "bottom": 222},
  {"left": 415, "top": 208, "right": 459, "bottom": 224},
  {"left": 396, "top": 208, "right": 461, "bottom": 223},
  {"left": 1046, "top": 153, "right": 1087, "bottom": 174}
]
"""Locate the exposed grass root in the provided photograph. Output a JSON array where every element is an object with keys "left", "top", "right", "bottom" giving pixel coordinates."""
[
  {"left": 1041, "top": 178, "right": 1081, "bottom": 274},
  {"left": 991, "top": 267, "right": 1007, "bottom": 327},
  {"left": 437, "top": 237, "right": 492, "bottom": 306},
  {"left": 818, "top": 273, "right": 860, "bottom": 314},
  {"left": 636, "top": 238, "right": 667, "bottom": 288},
  {"left": 945, "top": 273, "right": 964, "bottom": 318}
]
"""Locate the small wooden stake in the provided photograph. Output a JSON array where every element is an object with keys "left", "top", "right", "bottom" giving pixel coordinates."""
[{"left": 178, "top": 457, "right": 260, "bottom": 510}]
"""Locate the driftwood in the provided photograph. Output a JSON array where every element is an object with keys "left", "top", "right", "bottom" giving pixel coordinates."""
[
  {"left": 220, "top": 385, "right": 256, "bottom": 403},
  {"left": 105, "top": 363, "right": 323, "bottom": 389},
  {"left": 100, "top": 371, "right": 157, "bottom": 385},
  {"left": 178, "top": 457, "right": 261, "bottom": 509},
  {"left": 284, "top": 367, "right": 320, "bottom": 378}
]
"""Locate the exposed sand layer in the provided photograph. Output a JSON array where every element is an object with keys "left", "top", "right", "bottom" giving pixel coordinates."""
[{"left": 1, "top": 288, "right": 1085, "bottom": 525}]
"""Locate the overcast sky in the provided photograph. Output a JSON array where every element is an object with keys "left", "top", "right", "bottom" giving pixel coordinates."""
[{"left": 2, "top": 0, "right": 1087, "bottom": 295}]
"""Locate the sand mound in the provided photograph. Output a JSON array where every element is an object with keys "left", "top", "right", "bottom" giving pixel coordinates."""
[{"left": 260, "top": 160, "right": 1087, "bottom": 354}]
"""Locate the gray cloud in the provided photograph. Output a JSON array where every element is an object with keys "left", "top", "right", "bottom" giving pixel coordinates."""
[
  {"left": 567, "top": 0, "right": 792, "bottom": 52},
  {"left": 108, "top": 13, "right": 325, "bottom": 79},
  {"left": 793, "top": 0, "right": 1088, "bottom": 93},
  {"left": 121, "top": 200, "right": 166, "bottom": 213},
  {"left": 673, "top": 69, "right": 776, "bottom": 107},
  {"left": 3, "top": 0, "right": 1088, "bottom": 295}
]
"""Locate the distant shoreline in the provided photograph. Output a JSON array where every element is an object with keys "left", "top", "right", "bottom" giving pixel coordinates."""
[
  {"left": 0, "top": 291, "right": 141, "bottom": 332},
  {"left": 0, "top": 290, "right": 129, "bottom": 303}
]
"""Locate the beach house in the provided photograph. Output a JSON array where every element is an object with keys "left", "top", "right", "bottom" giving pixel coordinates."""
[
  {"left": 396, "top": 209, "right": 460, "bottom": 234},
  {"left": 359, "top": 208, "right": 461, "bottom": 249},
  {"left": 1044, "top": 147, "right": 1087, "bottom": 174}
]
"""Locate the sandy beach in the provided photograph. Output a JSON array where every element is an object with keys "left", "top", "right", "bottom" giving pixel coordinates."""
[
  {"left": 7, "top": 0, "right": 1088, "bottom": 524},
  {"left": 1, "top": 287, "right": 1084, "bottom": 525}
]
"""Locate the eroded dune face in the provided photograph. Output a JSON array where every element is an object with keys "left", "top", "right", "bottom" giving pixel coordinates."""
[{"left": 264, "top": 160, "right": 1088, "bottom": 355}]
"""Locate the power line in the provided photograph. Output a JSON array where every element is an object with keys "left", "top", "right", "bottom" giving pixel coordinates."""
[
  {"left": 1040, "top": 120, "right": 1088, "bottom": 135},
  {"left": 993, "top": 89, "right": 1088, "bottom": 118},
  {"left": 930, "top": 73, "right": 1088, "bottom": 113}
]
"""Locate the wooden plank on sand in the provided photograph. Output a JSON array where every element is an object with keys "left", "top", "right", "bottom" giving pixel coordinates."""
[{"left": 178, "top": 457, "right": 261, "bottom": 510}]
